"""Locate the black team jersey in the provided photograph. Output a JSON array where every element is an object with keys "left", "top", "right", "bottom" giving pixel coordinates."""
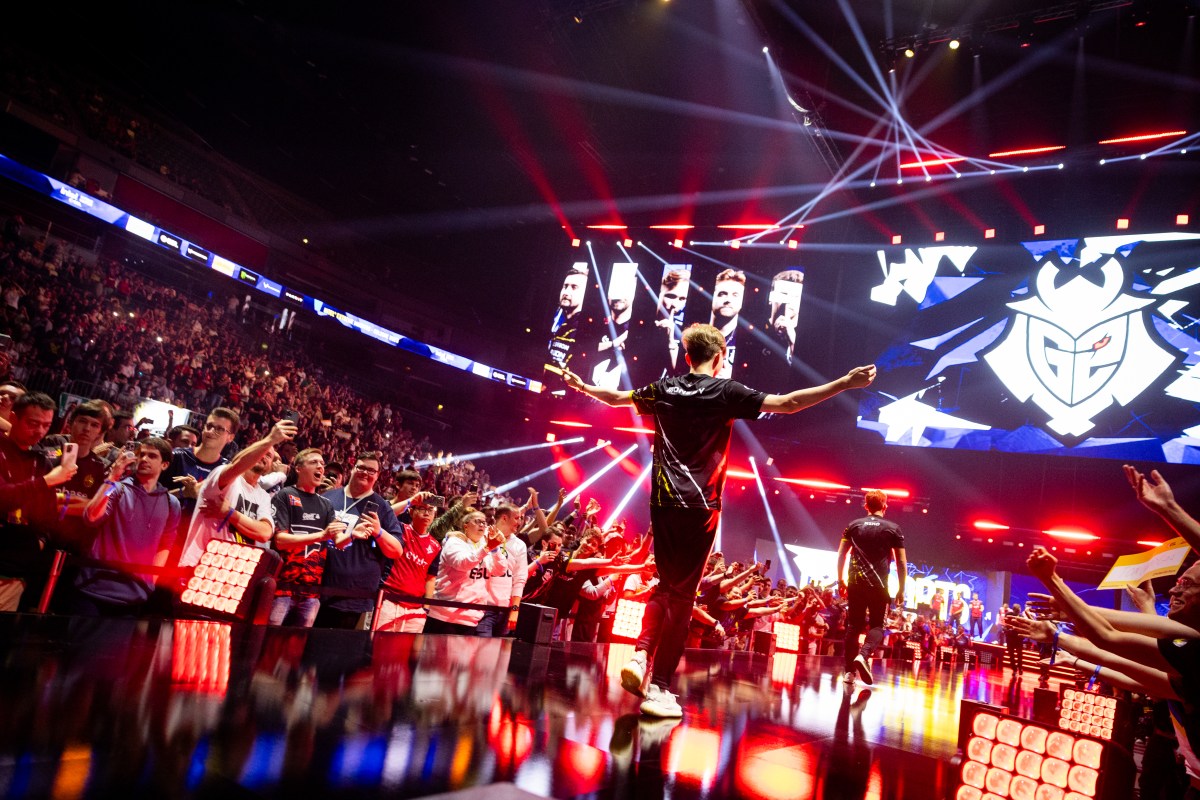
[
  {"left": 841, "top": 515, "right": 904, "bottom": 590},
  {"left": 631, "top": 374, "right": 766, "bottom": 510}
]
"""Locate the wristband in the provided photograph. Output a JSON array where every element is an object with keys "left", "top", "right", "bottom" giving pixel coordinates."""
[
  {"left": 1086, "top": 665, "right": 1101, "bottom": 690},
  {"left": 220, "top": 509, "right": 235, "bottom": 530},
  {"left": 1049, "top": 629, "right": 1059, "bottom": 665}
]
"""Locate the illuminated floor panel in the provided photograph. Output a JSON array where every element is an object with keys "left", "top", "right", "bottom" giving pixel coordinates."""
[{"left": 0, "top": 615, "right": 1069, "bottom": 799}]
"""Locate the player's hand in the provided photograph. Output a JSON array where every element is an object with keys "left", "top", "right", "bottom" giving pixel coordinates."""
[
  {"left": 563, "top": 369, "right": 585, "bottom": 392},
  {"left": 844, "top": 364, "right": 876, "bottom": 389}
]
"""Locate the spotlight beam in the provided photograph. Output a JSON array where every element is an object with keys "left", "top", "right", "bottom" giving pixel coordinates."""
[
  {"left": 413, "top": 437, "right": 584, "bottom": 468},
  {"left": 562, "top": 444, "right": 639, "bottom": 506},
  {"left": 491, "top": 441, "right": 608, "bottom": 494},
  {"left": 750, "top": 456, "right": 797, "bottom": 586},
  {"left": 603, "top": 462, "right": 653, "bottom": 530}
]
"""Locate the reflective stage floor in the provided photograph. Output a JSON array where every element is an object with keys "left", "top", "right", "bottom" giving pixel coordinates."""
[{"left": 0, "top": 615, "right": 1066, "bottom": 799}]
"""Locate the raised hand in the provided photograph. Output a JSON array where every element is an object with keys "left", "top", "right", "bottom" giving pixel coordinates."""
[
  {"left": 269, "top": 418, "right": 299, "bottom": 444},
  {"left": 1003, "top": 614, "right": 1056, "bottom": 644},
  {"left": 1124, "top": 579, "right": 1157, "bottom": 615},
  {"left": 1025, "top": 592, "right": 1067, "bottom": 621},
  {"left": 1027, "top": 546, "right": 1058, "bottom": 583},
  {"left": 844, "top": 364, "right": 876, "bottom": 389},
  {"left": 1124, "top": 464, "right": 1175, "bottom": 515}
]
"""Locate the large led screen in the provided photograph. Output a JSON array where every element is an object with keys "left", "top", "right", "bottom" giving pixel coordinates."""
[
  {"left": 543, "top": 255, "right": 805, "bottom": 393},
  {"left": 856, "top": 232, "right": 1200, "bottom": 463}
]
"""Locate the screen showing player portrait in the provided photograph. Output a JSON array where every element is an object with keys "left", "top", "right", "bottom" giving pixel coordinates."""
[
  {"left": 540, "top": 252, "right": 806, "bottom": 393},
  {"left": 855, "top": 231, "right": 1200, "bottom": 464}
]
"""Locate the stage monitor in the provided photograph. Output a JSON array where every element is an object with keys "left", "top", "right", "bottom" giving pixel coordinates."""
[{"left": 855, "top": 232, "right": 1200, "bottom": 463}]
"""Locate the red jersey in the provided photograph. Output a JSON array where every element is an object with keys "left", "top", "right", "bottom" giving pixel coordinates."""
[{"left": 383, "top": 523, "right": 441, "bottom": 608}]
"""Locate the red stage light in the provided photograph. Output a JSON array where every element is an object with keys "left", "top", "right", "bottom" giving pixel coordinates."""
[
  {"left": 1098, "top": 130, "right": 1188, "bottom": 145},
  {"left": 1178, "top": 215, "right": 1190, "bottom": 226},
  {"left": 549, "top": 420, "right": 593, "bottom": 428},
  {"left": 650, "top": 224, "right": 695, "bottom": 230},
  {"left": 673, "top": 238, "right": 683, "bottom": 248},
  {"left": 974, "top": 520, "right": 1011, "bottom": 531},
  {"left": 988, "top": 145, "right": 1067, "bottom": 158},
  {"left": 718, "top": 223, "right": 777, "bottom": 230},
  {"left": 892, "top": 234, "right": 903, "bottom": 245},
  {"left": 899, "top": 157, "right": 966, "bottom": 169},
  {"left": 1035, "top": 224, "right": 1045, "bottom": 235},
  {"left": 935, "top": 231, "right": 946, "bottom": 242},
  {"left": 571, "top": 238, "right": 581, "bottom": 247},
  {"left": 1137, "top": 540, "right": 1163, "bottom": 547},
  {"left": 1044, "top": 529, "right": 1099, "bottom": 542},
  {"left": 861, "top": 487, "right": 910, "bottom": 498},
  {"left": 613, "top": 426, "right": 655, "bottom": 435},
  {"left": 586, "top": 224, "right": 627, "bottom": 230},
  {"left": 623, "top": 238, "right": 632, "bottom": 247},
  {"left": 985, "top": 228, "right": 996, "bottom": 239},
  {"left": 667, "top": 727, "right": 721, "bottom": 787},
  {"left": 775, "top": 477, "right": 852, "bottom": 491},
  {"left": 1116, "top": 218, "right": 1130, "bottom": 230},
  {"left": 545, "top": 433, "right": 556, "bottom": 443},
  {"left": 726, "top": 468, "right": 756, "bottom": 480},
  {"left": 788, "top": 239, "right": 798, "bottom": 249}
]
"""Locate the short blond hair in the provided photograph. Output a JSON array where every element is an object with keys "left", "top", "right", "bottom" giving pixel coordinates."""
[{"left": 683, "top": 323, "right": 726, "bottom": 365}]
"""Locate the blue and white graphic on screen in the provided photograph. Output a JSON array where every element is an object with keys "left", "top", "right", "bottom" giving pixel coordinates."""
[{"left": 857, "top": 233, "right": 1200, "bottom": 463}]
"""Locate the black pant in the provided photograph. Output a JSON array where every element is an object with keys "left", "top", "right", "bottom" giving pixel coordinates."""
[
  {"left": 636, "top": 505, "right": 720, "bottom": 689},
  {"left": 1005, "top": 631, "right": 1024, "bottom": 671},
  {"left": 844, "top": 583, "right": 889, "bottom": 671},
  {"left": 314, "top": 605, "right": 363, "bottom": 630},
  {"left": 969, "top": 616, "right": 983, "bottom": 637}
]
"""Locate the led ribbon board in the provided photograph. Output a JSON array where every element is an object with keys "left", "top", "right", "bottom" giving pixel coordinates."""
[{"left": 0, "top": 153, "right": 543, "bottom": 394}]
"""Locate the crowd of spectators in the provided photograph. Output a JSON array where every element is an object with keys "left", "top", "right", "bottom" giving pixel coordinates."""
[{"left": 0, "top": 221, "right": 491, "bottom": 498}]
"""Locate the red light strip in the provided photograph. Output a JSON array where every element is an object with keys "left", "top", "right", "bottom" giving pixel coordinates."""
[
  {"left": 548, "top": 420, "right": 593, "bottom": 428},
  {"left": 1137, "top": 540, "right": 1164, "bottom": 547},
  {"left": 726, "top": 468, "right": 757, "bottom": 480},
  {"left": 973, "top": 520, "right": 1010, "bottom": 531},
  {"left": 586, "top": 224, "right": 628, "bottom": 230},
  {"left": 861, "top": 487, "right": 911, "bottom": 498},
  {"left": 988, "top": 145, "right": 1066, "bottom": 158},
  {"left": 774, "top": 477, "right": 852, "bottom": 491},
  {"left": 899, "top": 157, "right": 965, "bottom": 169},
  {"left": 649, "top": 224, "right": 695, "bottom": 230},
  {"left": 613, "top": 426, "right": 655, "bottom": 434},
  {"left": 717, "top": 224, "right": 778, "bottom": 230},
  {"left": 1098, "top": 130, "right": 1188, "bottom": 145},
  {"left": 1043, "top": 529, "right": 1099, "bottom": 541}
]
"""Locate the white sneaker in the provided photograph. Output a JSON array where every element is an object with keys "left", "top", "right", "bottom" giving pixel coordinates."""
[
  {"left": 843, "top": 670, "right": 857, "bottom": 689},
  {"left": 620, "top": 651, "right": 648, "bottom": 698},
  {"left": 853, "top": 654, "right": 875, "bottom": 685},
  {"left": 640, "top": 684, "right": 683, "bottom": 718}
]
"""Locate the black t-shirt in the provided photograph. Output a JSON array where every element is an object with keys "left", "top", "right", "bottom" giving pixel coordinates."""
[
  {"left": 632, "top": 374, "right": 766, "bottom": 510},
  {"left": 841, "top": 515, "right": 904, "bottom": 591},
  {"left": 543, "top": 548, "right": 594, "bottom": 614},
  {"left": 1159, "top": 636, "right": 1200, "bottom": 781}
]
